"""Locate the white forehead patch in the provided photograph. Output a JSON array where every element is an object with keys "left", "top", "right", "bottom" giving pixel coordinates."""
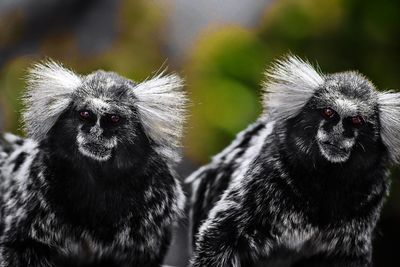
[
  {"left": 333, "top": 98, "right": 358, "bottom": 116},
  {"left": 322, "top": 91, "right": 375, "bottom": 119},
  {"left": 87, "top": 98, "right": 111, "bottom": 114}
]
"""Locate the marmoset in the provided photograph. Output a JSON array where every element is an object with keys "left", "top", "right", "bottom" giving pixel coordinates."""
[
  {"left": 188, "top": 55, "right": 398, "bottom": 267},
  {"left": 0, "top": 61, "right": 187, "bottom": 266}
]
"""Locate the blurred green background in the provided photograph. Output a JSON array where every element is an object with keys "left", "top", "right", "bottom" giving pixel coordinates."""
[{"left": 0, "top": 0, "right": 399, "bottom": 266}]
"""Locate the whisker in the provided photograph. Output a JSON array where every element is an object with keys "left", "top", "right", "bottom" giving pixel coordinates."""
[
  {"left": 306, "top": 138, "right": 318, "bottom": 155},
  {"left": 359, "top": 142, "right": 366, "bottom": 153}
]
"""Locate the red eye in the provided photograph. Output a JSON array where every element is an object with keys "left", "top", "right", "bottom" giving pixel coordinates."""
[
  {"left": 322, "top": 107, "right": 335, "bottom": 120},
  {"left": 110, "top": 114, "right": 120, "bottom": 124},
  {"left": 351, "top": 115, "right": 364, "bottom": 127},
  {"left": 79, "top": 110, "right": 91, "bottom": 120}
]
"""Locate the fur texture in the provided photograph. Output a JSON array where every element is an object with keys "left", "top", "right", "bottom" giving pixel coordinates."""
[
  {"left": 189, "top": 55, "right": 396, "bottom": 267},
  {"left": 0, "top": 60, "right": 187, "bottom": 266}
]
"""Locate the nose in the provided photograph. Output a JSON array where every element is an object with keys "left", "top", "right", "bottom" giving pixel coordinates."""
[
  {"left": 89, "top": 119, "right": 103, "bottom": 137},
  {"left": 330, "top": 121, "right": 344, "bottom": 141}
]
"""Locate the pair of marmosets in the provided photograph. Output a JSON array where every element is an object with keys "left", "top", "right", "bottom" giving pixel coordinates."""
[{"left": 0, "top": 55, "right": 398, "bottom": 267}]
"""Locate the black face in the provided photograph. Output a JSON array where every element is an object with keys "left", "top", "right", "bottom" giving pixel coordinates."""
[
  {"left": 283, "top": 95, "right": 385, "bottom": 170},
  {"left": 44, "top": 105, "right": 151, "bottom": 170}
]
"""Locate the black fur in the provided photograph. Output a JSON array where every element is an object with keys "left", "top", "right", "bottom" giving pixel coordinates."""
[{"left": 0, "top": 66, "right": 185, "bottom": 266}]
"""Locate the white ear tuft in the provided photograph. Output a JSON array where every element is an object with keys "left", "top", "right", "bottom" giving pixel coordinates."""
[
  {"left": 133, "top": 72, "right": 188, "bottom": 163},
  {"left": 378, "top": 92, "right": 400, "bottom": 164},
  {"left": 23, "top": 60, "right": 82, "bottom": 141},
  {"left": 262, "top": 55, "right": 324, "bottom": 120}
]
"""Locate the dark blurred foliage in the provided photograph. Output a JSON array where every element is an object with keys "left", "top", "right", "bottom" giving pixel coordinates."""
[
  {"left": 184, "top": 27, "right": 267, "bottom": 161},
  {"left": 0, "top": 0, "right": 400, "bottom": 266}
]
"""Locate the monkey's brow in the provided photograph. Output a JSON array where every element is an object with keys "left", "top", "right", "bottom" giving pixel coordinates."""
[{"left": 74, "top": 102, "right": 131, "bottom": 114}]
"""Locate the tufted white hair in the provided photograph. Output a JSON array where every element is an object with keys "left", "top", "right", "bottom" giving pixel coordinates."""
[
  {"left": 378, "top": 91, "right": 400, "bottom": 164},
  {"left": 23, "top": 60, "right": 82, "bottom": 142},
  {"left": 262, "top": 55, "right": 324, "bottom": 121},
  {"left": 132, "top": 72, "right": 188, "bottom": 163}
]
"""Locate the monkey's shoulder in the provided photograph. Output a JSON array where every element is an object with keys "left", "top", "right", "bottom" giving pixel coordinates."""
[
  {"left": 0, "top": 133, "right": 39, "bottom": 199},
  {"left": 188, "top": 119, "right": 275, "bottom": 201}
]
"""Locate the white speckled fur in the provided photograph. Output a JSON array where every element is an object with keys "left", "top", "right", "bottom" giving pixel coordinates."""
[{"left": 189, "top": 55, "right": 392, "bottom": 267}]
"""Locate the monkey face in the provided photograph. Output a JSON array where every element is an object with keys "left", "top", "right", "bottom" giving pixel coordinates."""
[
  {"left": 75, "top": 102, "right": 126, "bottom": 161},
  {"left": 315, "top": 74, "right": 380, "bottom": 163},
  {"left": 316, "top": 106, "right": 365, "bottom": 163},
  {"left": 44, "top": 71, "right": 148, "bottom": 164},
  {"left": 70, "top": 72, "right": 145, "bottom": 162},
  {"left": 286, "top": 72, "right": 381, "bottom": 164}
]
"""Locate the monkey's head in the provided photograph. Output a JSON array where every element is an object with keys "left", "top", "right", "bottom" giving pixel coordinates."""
[
  {"left": 263, "top": 56, "right": 400, "bottom": 166},
  {"left": 23, "top": 61, "right": 187, "bottom": 165}
]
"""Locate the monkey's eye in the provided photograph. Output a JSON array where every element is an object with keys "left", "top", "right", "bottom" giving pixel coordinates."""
[
  {"left": 322, "top": 107, "right": 336, "bottom": 120},
  {"left": 79, "top": 110, "right": 92, "bottom": 120},
  {"left": 108, "top": 114, "right": 121, "bottom": 124},
  {"left": 351, "top": 115, "right": 364, "bottom": 128}
]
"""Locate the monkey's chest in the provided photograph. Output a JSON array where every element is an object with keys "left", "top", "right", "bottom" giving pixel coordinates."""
[
  {"left": 304, "top": 192, "right": 370, "bottom": 226},
  {"left": 253, "top": 225, "right": 353, "bottom": 267},
  {"left": 28, "top": 211, "right": 164, "bottom": 261}
]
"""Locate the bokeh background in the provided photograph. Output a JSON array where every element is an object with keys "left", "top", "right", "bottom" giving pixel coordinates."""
[{"left": 0, "top": 0, "right": 399, "bottom": 266}]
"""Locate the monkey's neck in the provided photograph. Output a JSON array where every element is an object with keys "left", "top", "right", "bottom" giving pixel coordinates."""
[
  {"left": 39, "top": 152, "right": 154, "bottom": 231},
  {"left": 273, "top": 140, "right": 387, "bottom": 223},
  {"left": 283, "top": 157, "right": 386, "bottom": 224}
]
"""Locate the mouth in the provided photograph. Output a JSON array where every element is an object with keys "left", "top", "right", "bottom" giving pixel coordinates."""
[
  {"left": 76, "top": 133, "right": 118, "bottom": 161},
  {"left": 78, "top": 142, "right": 113, "bottom": 161},
  {"left": 318, "top": 141, "right": 351, "bottom": 163}
]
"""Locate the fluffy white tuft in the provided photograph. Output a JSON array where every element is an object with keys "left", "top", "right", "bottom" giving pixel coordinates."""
[
  {"left": 133, "top": 72, "right": 188, "bottom": 163},
  {"left": 262, "top": 55, "right": 324, "bottom": 120},
  {"left": 378, "top": 92, "right": 400, "bottom": 164},
  {"left": 23, "top": 60, "right": 82, "bottom": 141}
]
